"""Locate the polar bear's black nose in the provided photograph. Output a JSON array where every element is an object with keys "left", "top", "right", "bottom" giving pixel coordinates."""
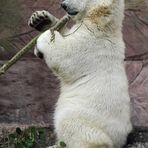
[
  {"left": 61, "top": 3, "right": 79, "bottom": 16},
  {"left": 61, "top": 3, "right": 68, "bottom": 11}
]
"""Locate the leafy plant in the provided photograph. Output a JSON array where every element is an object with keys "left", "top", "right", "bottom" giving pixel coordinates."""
[
  {"left": 59, "top": 141, "right": 66, "bottom": 148},
  {"left": 0, "top": 127, "right": 46, "bottom": 148}
]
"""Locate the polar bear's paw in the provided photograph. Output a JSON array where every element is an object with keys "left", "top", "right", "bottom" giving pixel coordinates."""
[{"left": 28, "top": 10, "right": 57, "bottom": 31}]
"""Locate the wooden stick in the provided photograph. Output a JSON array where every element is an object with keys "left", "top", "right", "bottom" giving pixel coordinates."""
[{"left": 0, "top": 15, "right": 71, "bottom": 75}]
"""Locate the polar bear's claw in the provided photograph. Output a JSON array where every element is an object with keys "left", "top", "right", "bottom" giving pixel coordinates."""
[{"left": 28, "top": 10, "right": 57, "bottom": 31}]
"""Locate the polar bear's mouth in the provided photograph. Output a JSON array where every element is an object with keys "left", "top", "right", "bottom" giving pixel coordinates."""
[{"left": 67, "top": 10, "right": 79, "bottom": 16}]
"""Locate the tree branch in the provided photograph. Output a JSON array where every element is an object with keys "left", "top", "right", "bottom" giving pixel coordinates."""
[{"left": 0, "top": 15, "right": 71, "bottom": 75}]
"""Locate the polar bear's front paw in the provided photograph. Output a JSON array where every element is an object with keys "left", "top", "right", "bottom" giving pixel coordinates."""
[{"left": 28, "top": 10, "right": 57, "bottom": 31}]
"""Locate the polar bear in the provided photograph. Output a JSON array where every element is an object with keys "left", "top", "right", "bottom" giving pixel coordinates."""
[{"left": 28, "top": 0, "right": 132, "bottom": 147}]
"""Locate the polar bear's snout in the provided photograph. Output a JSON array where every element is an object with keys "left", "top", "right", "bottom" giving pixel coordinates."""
[{"left": 61, "top": 1, "right": 79, "bottom": 15}]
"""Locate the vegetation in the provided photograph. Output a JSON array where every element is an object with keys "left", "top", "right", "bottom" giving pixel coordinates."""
[
  {"left": 0, "top": 127, "right": 66, "bottom": 148},
  {"left": 0, "top": 127, "right": 46, "bottom": 148}
]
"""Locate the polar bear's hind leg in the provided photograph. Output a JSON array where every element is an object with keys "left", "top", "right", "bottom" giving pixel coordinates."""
[{"left": 56, "top": 120, "right": 113, "bottom": 148}]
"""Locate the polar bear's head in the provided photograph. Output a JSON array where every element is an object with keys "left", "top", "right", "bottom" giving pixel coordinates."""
[{"left": 61, "top": 0, "right": 113, "bottom": 21}]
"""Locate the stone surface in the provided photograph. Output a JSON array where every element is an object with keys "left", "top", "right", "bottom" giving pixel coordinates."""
[
  {"left": 126, "top": 61, "right": 148, "bottom": 127},
  {"left": 0, "top": 59, "right": 59, "bottom": 124}
]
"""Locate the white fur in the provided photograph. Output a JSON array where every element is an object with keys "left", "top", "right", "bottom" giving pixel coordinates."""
[{"left": 35, "top": 0, "right": 132, "bottom": 147}]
